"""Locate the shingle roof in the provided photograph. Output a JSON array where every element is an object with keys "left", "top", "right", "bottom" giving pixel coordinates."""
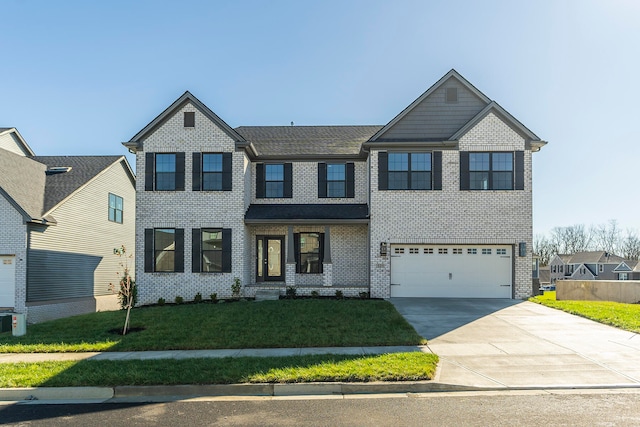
[
  {"left": 32, "top": 156, "right": 123, "bottom": 213},
  {"left": 245, "top": 204, "right": 369, "bottom": 222},
  {"left": 234, "top": 126, "right": 382, "bottom": 157},
  {"left": 567, "top": 251, "right": 625, "bottom": 265},
  {"left": 0, "top": 149, "right": 47, "bottom": 220}
]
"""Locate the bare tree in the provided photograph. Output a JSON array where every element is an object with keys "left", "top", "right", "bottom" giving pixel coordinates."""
[
  {"left": 592, "top": 219, "right": 621, "bottom": 254},
  {"left": 621, "top": 230, "right": 640, "bottom": 261},
  {"left": 550, "top": 224, "right": 592, "bottom": 254},
  {"left": 533, "top": 234, "right": 554, "bottom": 266}
]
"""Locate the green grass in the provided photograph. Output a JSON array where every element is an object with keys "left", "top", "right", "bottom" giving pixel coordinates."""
[
  {"left": 0, "top": 299, "right": 426, "bottom": 353},
  {"left": 0, "top": 353, "right": 439, "bottom": 387},
  {"left": 530, "top": 291, "right": 640, "bottom": 333}
]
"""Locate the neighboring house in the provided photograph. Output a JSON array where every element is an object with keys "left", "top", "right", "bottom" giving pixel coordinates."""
[
  {"left": 0, "top": 128, "right": 135, "bottom": 323},
  {"left": 124, "top": 69, "right": 547, "bottom": 303},
  {"left": 612, "top": 260, "right": 640, "bottom": 280},
  {"left": 548, "top": 251, "right": 627, "bottom": 283}
]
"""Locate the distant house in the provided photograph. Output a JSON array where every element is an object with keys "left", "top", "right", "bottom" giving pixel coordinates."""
[
  {"left": 612, "top": 260, "right": 640, "bottom": 280},
  {"left": 0, "top": 127, "right": 135, "bottom": 323},
  {"left": 548, "top": 251, "right": 627, "bottom": 283}
]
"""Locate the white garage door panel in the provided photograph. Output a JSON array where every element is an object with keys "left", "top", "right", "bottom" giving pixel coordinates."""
[
  {"left": 0, "top": 255, "right": 16, "bottom": 307},
  {"left": 390, "top": 245, "right": 512, "bottom": 298}
]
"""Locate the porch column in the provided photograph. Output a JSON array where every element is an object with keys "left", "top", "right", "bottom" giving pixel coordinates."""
[
  {"left": 285, "top": 226, "right": 296, "bottom": 288},
  {"left": 323, "top": 226, "right": 333, "bottom": 287}
]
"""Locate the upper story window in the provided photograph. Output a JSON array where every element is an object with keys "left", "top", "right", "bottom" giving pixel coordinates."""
[
  {"left": 144, "top": 228, "right": 184, "bottom": 273},
  {"left": 256, "top": 163, "right": 292, "bottom": 199},
  {"left": 469, "top": 152, "right": 513, "bottom": 190},
  {"left": 460, "top": 151, "right": 524, "bottom": 191},
  {"left": 192, "top": 152, "right": 232, "bottom": 192},
  {"left": 318, "top": 163, "right": 355, "bottom": 198},
  {"left": 378, "top": 151, "right": 442, "bottom": 191},
  {"left": 144, "top": 152, "right": 185, "bottom": 191},
  {"left": 203, "top": 153, "right": 223, "bottom": 191},
  {"left": 184, "top": 112, "right": 195, "bottom": 127},
  {"left": 108, "top": 193, "right": 123, "bottom": 224}
]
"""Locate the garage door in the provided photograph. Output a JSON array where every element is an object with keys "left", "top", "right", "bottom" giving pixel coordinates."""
[
  {"left": 0, "top": 255, "right": 16, "bottom": 308},
  {"left": 390, "top": 245, "right": 512, "bottom": 298}
]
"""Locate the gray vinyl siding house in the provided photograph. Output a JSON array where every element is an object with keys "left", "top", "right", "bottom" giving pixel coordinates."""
[
  {"left": 125, "top": 70, "right": 547, "bottom": 303},
  {"left": 549, "top": 251, "right": 627, "bottom": 283},
  {"left": 0, "top": 128, "right": 136, "bottom": 323}
]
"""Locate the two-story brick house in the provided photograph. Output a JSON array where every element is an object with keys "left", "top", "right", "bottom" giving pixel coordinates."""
[{"left": 124, "top": 70, "right": 546, "bottom": 303}]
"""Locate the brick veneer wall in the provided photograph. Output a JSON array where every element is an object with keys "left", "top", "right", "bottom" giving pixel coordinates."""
[
  {"left": 134, "top": 102, "right": 248, "bottom": 304},
  {"left": 0, "top": 196, "right": 27, "bottom": 313},
  {"left": 369, "top": 113, "right": 533, "bottom": 299}
]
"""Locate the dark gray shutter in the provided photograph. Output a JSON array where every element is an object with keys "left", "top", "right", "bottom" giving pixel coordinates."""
[
  {"left": 256, "top": 163, "right": 265, "bottom": 198},
  {"left": 192, "top": 153, "right": 201, "bottom": 191},
  {"left": 222, "top": 152, "right": 233, "bottom": 191},
  {"left": 515, "top": 151, "right": 524, "bottom": 190},
  {"left": 192, "top": 228, "right": 201, "bottom": 273},
  {"left": 378, "top": 152, "right": 388, "bottom": 190},
  {"left": 144, "top": 229, "right": 154, "bottom": 272},
  {"left": 284, "top": 163, "right": 293, "bottom": 198},
  {"left": 175, "top": 153, "right": 185, "bottom": 191},
  {"left": 346, "top": 163, "right": 355, "bottom": 198},
  {"left": 294, "top": 233, "right": 301, "bottom": 273},
  {"left": 432, "top": 152, "right": 442, "bottom": 190},
  {"left": 318, "top": 233, "right": 324, "bottom": 274},
  {"left": 460, "top": 152, "right": 470, "bottom": 190},
  {"left": 175, "top": 228, "right": 184, "bottom": 272},
  {"left": 222, "top": 228, "right": 232, "bottom": 273},
  {"left": 145, "top": 153, "right": 155, "bottom": 191},
  {"left": 318, "top": 163, "right": 327, "bottom": 198}
]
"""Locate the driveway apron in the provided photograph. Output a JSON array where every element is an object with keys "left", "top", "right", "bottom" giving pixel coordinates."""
[{"left": 390, "top": 298, "right": 640, "bottom": 389}]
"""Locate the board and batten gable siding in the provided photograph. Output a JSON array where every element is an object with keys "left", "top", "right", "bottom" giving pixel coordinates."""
[
  {"left": 0, "top": 132, "right": 29, "bottom": 156},
  {"left": 379, "top": 78, "right": 488, "bottom": 141},
  {"left": 27, "top": 160, "right": 135, "bottom": 302},
  {"left": 0, "top": 194, "right": 27, "bottom": 312},
  {"left": 134, "top": 101, "right": 248, "bottom": 305},
  {"left": 369, "top": 112, "right": 533, "bottom": 299},
  {"left": 251, "top": 160, "right": 368, "bottom": 204}
]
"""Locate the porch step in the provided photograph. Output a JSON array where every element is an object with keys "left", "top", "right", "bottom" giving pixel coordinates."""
[{"left": 254, "top": 289, "right": 281, "bottom": 301}]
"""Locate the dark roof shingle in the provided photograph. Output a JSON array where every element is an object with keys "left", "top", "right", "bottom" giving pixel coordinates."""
[{"left": 245, "top": 204, "right": 369, "bottom": 222}]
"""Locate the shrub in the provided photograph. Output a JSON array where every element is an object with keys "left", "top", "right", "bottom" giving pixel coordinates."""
[
  {"left": 285, "top": 286, "right": 297, "bottom": 299},
  {"left": 175, "top": 296, "right": 184, "bottom": 305},
  {"left": 231, "top": 277, "right": 242, "bottom": 299},
  {"left": 157, "top": 297, "right": 165, "bottom": 306},
  {"left": 210, "top": 293, "right": 218, "bottom": 304},
  {"left": 310, "top": 290, "right": 319, "bottom": 299},
  {"left": 194, "top": 293, "right": 203, "bottom": 304},
  {"left": 335, "top": 290, "right": 344, "bottom": 299},
  {"left": 359, "top": 291, "right": 369, "bottom": 299}
]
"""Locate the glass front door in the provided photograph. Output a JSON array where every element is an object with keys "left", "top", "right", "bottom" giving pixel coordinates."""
[{"left": 256, "top": 236, "right": 284, "bottom": 282}]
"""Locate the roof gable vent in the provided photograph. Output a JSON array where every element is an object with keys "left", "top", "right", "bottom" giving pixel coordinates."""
[{"left": 46, "top": 166, "right": 72, "bottom": 175}]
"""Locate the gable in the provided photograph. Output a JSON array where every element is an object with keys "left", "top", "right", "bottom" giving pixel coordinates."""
[
  {"left": 0, "top": 128, "right": 35, "bottom": 157},
  {"left": 613, "top": 262, "right": 632, "bottom": 272},
  {"left": 458, "top": 111, "right": 526, "bottom": 150},
  {"left": 374, "top": 75, "right": 489, "bottom": 141}
]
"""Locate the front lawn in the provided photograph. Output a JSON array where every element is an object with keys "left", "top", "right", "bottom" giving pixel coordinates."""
[
  {"left": 0, "top": 299, "right": 426, "bottom": 353},
  {"left": 530, "top": 291, "right": 640, "bottom": 333},
  {"left": 0, "top": 352, "right": 439, "bottom": 387}
]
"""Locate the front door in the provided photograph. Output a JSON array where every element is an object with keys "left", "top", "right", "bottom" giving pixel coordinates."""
[{"left": 256, "top": 236, "right": 284, "bottom": 282}]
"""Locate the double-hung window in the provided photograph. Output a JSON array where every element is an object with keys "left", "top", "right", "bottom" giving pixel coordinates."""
[
  {"left": 326, "top": 164, "right": 346, "bottom": 197},
  {"left": 469, "top": 152, "right": 513, "bottom": 190},
  {"left": 202, "top": 153, "right": 223, "bottom": 191},
  {"left": 296, "top": 232, "right": 324, "bottom": 274},
  {"left": 200, "top": 229, "right": 223, "bottom": 272},
  {"left": 108, "top": 193, "right": 123, "bottom": 224},
  {"left": 265, "top": 164, "right": 284, "bottom": 198},
  {"left": 155, "top": 153, "right": 177, "bottom": 191},
  {"left": 378, "top": 152, "right": 441, "bottom": 191},
  {"left": 144, "top": 228, "right": 184, "bottom": 272}
]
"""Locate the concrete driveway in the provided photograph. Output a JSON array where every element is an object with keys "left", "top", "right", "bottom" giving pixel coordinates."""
[{"left": 390, "top": 298, "right": 640, "bottom": 389}]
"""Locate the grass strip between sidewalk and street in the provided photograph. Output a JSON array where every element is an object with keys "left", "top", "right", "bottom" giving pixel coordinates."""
[
  {"left": 530, "top": 291, "right": 640, "bottom": 333},
  {"left": 0, "top": 352, "right": 439, "bottom": 387},
  {"left": 0, "top": 299, "right": 426, "bottom": 353}
]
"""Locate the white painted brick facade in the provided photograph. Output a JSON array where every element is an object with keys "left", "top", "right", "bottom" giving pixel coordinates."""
[
  {"left": 0, "top": 195, "right": 27, "bottom": 313},
  {"left": 369, "top": 112, "right": 533, "bottom": 299}
]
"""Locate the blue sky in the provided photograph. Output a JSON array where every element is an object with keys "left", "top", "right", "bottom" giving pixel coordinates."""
[{"left": 2, "top": 0, "right": 639, "bottom": 236}]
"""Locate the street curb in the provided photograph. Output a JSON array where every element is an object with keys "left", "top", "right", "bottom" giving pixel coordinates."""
[{"left": 3, "top": 382, "right": 640, "bottom": 402}]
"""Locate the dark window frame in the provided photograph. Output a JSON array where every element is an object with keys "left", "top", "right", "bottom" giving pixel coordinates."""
[
  {"left": 387, "top": 152, "right": 432, "bottom": 190},
  {"left": 202, "top": 153, "right": 223, "bottom": 191},
  {"left": 145, "top": 228, "right": 184, "bottom": 273},
  {"left": 146, "top": 152, "right": 185, "bottom": 192},
  {"left": 469, "top": 152, "right": 513, "bottom": 190},
  {"left": 256, "top": 163, "right": 292, "bottom": 198},
  {"left": 460, "top": 151, "right": 524, "bottom": 191},
  {"left": 379, "top": 151, "right": 441, "bottom": 191},
  {"left": 108, "top": 193, "right": 123, "bottom": 224},
  {"left": 294, "top": 232, "right": 324, "bottom": 274}
]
